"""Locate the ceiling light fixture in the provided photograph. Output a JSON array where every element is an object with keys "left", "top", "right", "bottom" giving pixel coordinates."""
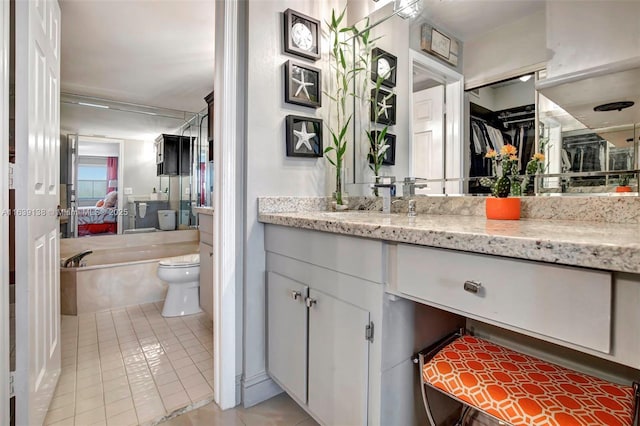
[
  {"left": 77, "top": 101, "right": 109, "bottom": 109},
  {"left": 519, "top": 75, "right": 532, "bottom": 82},
  {"left": 394, "top": 0, "right": 423, "bottom": 19},
  {"left": 593, "top": 101, "right": 634, "bottom": 112}
]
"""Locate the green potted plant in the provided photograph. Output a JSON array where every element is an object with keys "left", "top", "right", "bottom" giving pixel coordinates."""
[
  {"left": 367, "top": 72, "right": 392, "bottom": 196},
  {"left": 480, "top": 144, "right": 522, "bottom": 220},
  {"left": 616, "top": 174, "right": 632, "bottom": 192},
  {"left": 324, "top": 8, "right": 359, "bottom": 210}
]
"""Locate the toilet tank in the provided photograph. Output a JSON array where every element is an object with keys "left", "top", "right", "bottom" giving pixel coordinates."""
[{"left": 158, "top": 210, "right": 176, "bottom": 231}]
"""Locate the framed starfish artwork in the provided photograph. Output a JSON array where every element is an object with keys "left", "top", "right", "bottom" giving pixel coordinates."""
[
  {"left": 368, "top": 131, "right": 396, "bottom": 166},
  {"left": 285, "top": 115, "right": 323, "bottom": 158},
  {"left": 370, "top": 88, "right": 396, "bottom": 126},
  {"left": 284, "top": 60, "right": 322, "bottom": 108}
]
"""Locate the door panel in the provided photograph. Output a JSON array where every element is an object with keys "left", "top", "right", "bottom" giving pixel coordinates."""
[
  {"left": 308, "top": 289, "right": 369, "bottom": 426},
  {"left": 267, "top": 272, "right": 308, "bottom": 403},
  {"left": 15, "top": 0, "right": 61, "bottom": 423},
  {"left": 412, "top": 86, "right": 444, "bottom": 195}
]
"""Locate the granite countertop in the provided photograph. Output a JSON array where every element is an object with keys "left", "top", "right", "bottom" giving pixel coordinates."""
[
  {"left": 258, "top": 210, "right": 640, "bottom": 274},
  {"left": 193, "top": 206, "right": 215, "bottom": 215}
]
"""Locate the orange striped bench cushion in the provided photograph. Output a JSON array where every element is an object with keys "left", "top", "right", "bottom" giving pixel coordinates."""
[{"left": 422, "top": 335, "right": 635, "bottom": 426}]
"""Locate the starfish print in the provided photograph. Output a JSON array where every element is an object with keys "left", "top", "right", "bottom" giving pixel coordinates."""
[
  {"left": 294, "top": 123, "right": 315, "bottom": 151},
  {"left": 292, "top": 69, "right": 314, "bottom": 100},
  {"left": 377, "top": 96, "right": 392, "bottom": 119}
]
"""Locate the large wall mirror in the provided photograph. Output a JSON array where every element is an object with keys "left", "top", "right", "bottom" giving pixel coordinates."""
[
  {"left": 54, "top": 0, "right": 214, "bottom": 239},
  {"left": 59, "top": 95, "right": 212, "bottom": 238},
  {"left": 345, "top": 1, "right": 639, "bottom": 197}
]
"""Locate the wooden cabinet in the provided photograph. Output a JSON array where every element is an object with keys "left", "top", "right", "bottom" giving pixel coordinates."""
[
  {"left": 395, "top": 244, "right": 612, "bottom": 354},
  {"left": 307, "top": 288, "right": 369, "bottom": 426},
  {"left": 198, "top": 212, "right": 214, "bottom": 319},
  {"left": 267, "top": 272, "right": 308, "bottom": 403},
  {"left": 204, "top": 91, "right": 214, "bottom": 162},
  {"left": 198, "top": 242, "right": 214, "bottom": 319},
  {"left": 155, "top": 134, "right": 193, "bottom": 176},
  {"left": 266, "top": 271, "right": 371, "bottom": 426},
  {"left": 265, "top": 226, "right": 381, "bottom": 426}
]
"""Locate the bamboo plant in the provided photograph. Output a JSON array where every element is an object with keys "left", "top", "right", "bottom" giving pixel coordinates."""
[{"left": 324, "top": 8, "right": 361, "bottom": 207}]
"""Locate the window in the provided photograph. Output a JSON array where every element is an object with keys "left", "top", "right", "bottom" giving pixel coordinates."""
[{"left": 77, "top": 159, "right": 107, "bottom": 200}]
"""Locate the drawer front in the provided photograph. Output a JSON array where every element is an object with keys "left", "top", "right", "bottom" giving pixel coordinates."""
[{"left": 396, "top": 245, "right": 612, "bottom": 353}]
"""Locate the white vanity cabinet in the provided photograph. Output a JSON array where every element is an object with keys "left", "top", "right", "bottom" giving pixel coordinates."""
[
  {"left": 198, "top": 211, "right": 214, "bottom": 318},
  {"left": 267, "top": 273, "right": 371, "bottom": 426},
  {"left": 265, "top": 225, "right": 385, "bottom": 426}
]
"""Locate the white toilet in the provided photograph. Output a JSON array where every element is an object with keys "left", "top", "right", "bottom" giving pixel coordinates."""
[{"left": 157, "top": 253, "right": 201, "bottom": 317}]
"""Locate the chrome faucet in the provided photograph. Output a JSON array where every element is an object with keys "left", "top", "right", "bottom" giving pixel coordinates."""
[
  {"left": 403, "top": 177, "right": 429, "bottom": 197},
  {"left": 61, "top": 250, "right": 93, "bottom": 268},
  {"left": 372, "top": 176, "right": 396, "bottom": 214}
]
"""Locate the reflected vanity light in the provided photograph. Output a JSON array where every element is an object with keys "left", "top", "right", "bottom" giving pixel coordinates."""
[
  {"left": 519, "top": 74, "right": 532, "bottom": 82},
  {"left": 394, "top": 0, "right": 423, "bottom": 19},
  {"left": 77, "top": 101, "right": 109, "bottom": 109}
]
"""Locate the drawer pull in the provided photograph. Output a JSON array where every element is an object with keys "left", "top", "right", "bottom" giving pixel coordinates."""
[
  {"left": 290, "top": 290, "right": 301, "bottom": 301},
  {"left": 463, "top": 280, "right": 482, "bottom": 294}
]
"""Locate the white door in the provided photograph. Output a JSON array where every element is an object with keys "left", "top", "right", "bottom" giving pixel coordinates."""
[
  {"left": 14, "top": 0, "right": 62, "bottom": 424},
  {"left": 0, "top": 0, "right": 11, "bottom": 424},
  {"left": 412, "top": 86, "right": 444, "bottom": 195},
  {"left": 307, "top": 289, "right": 369, "bottom": 426}
]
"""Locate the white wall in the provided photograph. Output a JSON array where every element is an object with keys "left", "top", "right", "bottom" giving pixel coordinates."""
[
  {"left": 463, "top": 10, "right": 546, "bottom": 89},
  {"left": 546, "top": 1, "right": 640, "bottom": 79},
  {"left": 122, "top": 138, "right": 158, "bottom": 197},
  {"left": 243, "top": 0, "right": 346, "bottom": 406},
  {"left": 492, "top": 79, "right": 535, "bottom": 111}
]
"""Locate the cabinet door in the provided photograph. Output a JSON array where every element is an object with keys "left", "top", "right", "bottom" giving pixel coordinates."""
[
  {"left": 308, "top": 289, "right": 370, "bottom": 426},
  {"left": 199, "top": 242, "right": 214, "bottom": 318},
  {"left": 267, "top": 272, "right": 308, "bottom": 403}
]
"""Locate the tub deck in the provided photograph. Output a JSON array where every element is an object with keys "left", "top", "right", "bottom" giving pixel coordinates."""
[{"left": 60, "top": 240, "right": 198, "bottom": 315}]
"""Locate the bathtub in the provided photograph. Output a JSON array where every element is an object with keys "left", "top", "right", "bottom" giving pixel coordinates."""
[{"left": 60, "top": 231, "right": 199, "bottom": 315}]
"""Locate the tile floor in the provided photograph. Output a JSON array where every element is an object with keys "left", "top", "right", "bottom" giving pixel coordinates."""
[
  {"left": 44, "top": 302, "right": 214, "bottom": 426},
  {"left": 160, "top": 393, "right": 319, "bottom": 426}
]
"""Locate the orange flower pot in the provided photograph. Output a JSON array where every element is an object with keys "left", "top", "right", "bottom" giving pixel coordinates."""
[
  {"left": 486, "top": 197, "right": 521, "bottom": 220},
  {"left": 616, "top": 186, "right": 632, "bottom": 193}
]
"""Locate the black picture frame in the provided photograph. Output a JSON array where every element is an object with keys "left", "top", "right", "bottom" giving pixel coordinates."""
[
  {"left": 284, "top": 60, "right": 322, "bottom": 108},
  {"left": 368, "top": 131, "right": 396, "bottom": 166},
  {"left": 370, "top": 89, "right": 396, "bottom": 126},
  {"left": 371, "top": 47, "right": 397, "bottom": 88},
  {"left": 283, "top": 9, "right": 321, "bottom": 61},
  {"left": 285, "top": 115, "right": 323, "bottom": 157}
]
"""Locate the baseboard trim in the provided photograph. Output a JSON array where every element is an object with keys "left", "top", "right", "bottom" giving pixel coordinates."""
[{"left": 241, "top": 371, "right": 282, "bottom": 408}]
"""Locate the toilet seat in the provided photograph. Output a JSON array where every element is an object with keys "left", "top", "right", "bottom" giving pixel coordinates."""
[{"left": 159, "top": 254, "right": 199, "bottom": 268}]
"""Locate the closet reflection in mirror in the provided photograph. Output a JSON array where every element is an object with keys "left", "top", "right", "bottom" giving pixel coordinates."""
[
  {"left": 59, "top": 95, "right": 212, "bottom": 238},
  {"left": 538, "top": 94, "right": 638, "bottom": 194},
  {"left": 467, "top": 74, "right": 639, "bottom": 196},
  {"left": 467, "top": 74, "right": 536, "bottom": 195}
]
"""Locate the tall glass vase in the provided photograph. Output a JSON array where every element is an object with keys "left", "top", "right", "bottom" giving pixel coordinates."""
[{"left": 331, "top": 166, "right": 349, "bottom": 211}]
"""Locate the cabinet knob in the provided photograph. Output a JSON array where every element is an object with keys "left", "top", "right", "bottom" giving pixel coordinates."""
[
  {"left": 305, "top": 297, "right": 317, "bottom": 308},
  {"left": 463, "top": 280, "right": 482, "bottom": 294},
  {"left": 209, "top": 252, "right": 213, "bottom": 257},
  {"left": 290, "top": 290, "right": 301, "bottom": 301}
]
